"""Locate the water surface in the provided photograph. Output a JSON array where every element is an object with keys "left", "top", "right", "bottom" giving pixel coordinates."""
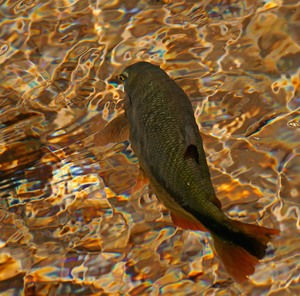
[{"left": 0, "top": 0, "right": 299, "bottom": 295}]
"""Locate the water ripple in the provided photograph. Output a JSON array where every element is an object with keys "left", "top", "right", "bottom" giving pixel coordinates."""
[{"left": 0, "top": 0, "right": 299, "bottom": 294}]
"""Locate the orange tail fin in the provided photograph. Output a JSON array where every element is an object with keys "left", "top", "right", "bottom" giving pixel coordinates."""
[
  {"left": 212, "top": 234, "right": 258, "bottom": 283},
  {"left": 231, "top": 220, "right": 280, "bottom": 246},
  {"left": 212, "top": 220, "right": 279, "bottom": 283}
]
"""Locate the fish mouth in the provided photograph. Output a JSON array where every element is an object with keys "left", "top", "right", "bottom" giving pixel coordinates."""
[{"left": 108, "top": 77, "right": 120, "bottom": 85}]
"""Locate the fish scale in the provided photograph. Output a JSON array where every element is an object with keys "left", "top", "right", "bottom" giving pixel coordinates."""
[{"left": 124, "top": 64, "right": 217, "bottom": 217}]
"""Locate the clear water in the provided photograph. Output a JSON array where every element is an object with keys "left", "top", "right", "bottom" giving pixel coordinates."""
[{"left": 0, "top": 0, "right": 299, "bottom": 295}]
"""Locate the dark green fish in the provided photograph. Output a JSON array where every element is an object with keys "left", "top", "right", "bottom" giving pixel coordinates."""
[{"left": 106, "top": 62, "right": 279, "bottom": 282}]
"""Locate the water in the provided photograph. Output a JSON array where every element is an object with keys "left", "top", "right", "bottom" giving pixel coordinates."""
[{"left": 0, "top": 0, "right": 299, "bottom": 295}]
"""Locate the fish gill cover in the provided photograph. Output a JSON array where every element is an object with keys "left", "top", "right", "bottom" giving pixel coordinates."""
[{"left": 0, "top": 0, "right": 299, "bottom": 295}]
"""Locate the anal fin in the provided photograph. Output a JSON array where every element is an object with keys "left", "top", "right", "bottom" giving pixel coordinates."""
[{"left": 171, "top": 212, "right": 208, "bottom": 232}]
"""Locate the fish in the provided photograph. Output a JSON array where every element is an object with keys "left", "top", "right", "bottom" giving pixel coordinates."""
[{"left": 102, "top": 61, "right": 280, "bottom": 283}]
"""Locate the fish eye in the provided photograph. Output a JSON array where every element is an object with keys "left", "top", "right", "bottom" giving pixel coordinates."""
[
  {"left": 117, "top": 75, "right": 125, "bottom": 81},
  {"left": 117, "top": 71, "right": 128, "bottom": 82}
]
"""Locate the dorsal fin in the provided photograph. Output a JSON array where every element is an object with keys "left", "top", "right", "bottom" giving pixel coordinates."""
[
  {"left": 183, "top": 124, "right": 222, "bottom": 209},
  {"left": 184, "top": 144, "right": 200, "bottom": 164},
  {"left": 184, "top": 125, "right": 200, "bottom": 164}
]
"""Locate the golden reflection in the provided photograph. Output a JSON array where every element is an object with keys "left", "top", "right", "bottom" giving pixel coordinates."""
[{"left": 0, "top": 0, "right": 299, "bottom": 294}]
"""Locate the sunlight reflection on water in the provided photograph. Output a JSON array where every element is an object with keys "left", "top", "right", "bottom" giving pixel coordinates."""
[{"left": 0, "top": 0, "right": 299, "bottom": 295}]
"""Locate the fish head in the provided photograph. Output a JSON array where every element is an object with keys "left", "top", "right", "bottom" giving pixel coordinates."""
[
  {"left": 117, "top": 62, "right": 157, "bottom": 89},
  {"left": 117, "top": 62, "right": 160, "bottom": 109}
]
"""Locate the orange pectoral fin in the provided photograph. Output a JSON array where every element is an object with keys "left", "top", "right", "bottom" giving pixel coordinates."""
[
  {"left": 171, "top": 212, "right": 208, "bottom": 232},
  {"left": 93, "top": 113, "right": 130, "bottom": 146}
]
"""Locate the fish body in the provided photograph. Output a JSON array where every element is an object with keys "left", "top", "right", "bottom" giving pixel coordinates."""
[
  {"left": 121, "top": 63, "right": 223, "bottom": 226},
  {"left": 116, "top": 62, "right": 279, "bottom": 282}
]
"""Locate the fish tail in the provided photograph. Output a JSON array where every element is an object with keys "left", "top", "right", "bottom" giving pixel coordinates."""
[{"left": 211, "top": 220, "right": 280, "bottom": 283}]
